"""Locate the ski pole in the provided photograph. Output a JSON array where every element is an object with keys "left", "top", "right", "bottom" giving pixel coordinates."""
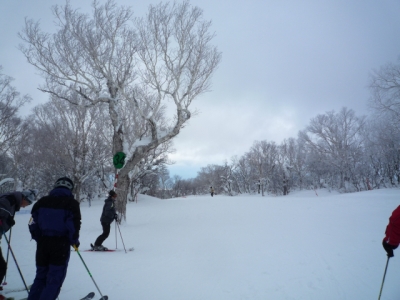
[
  {"left": 73, "top": 246, "right": 105, "bottom": 298},
  {"left": 378, "top": 256, "right": 390, "bottom": 300},
  {"left": 3, "top": 227, "right": 12, "bottom": 285},
  {"left": 116, "top": 221, "right": 127, "bottom": 253},
  {"left": 3, "top": 233, "right": 29, "bottom": 294},
  {"left": 115, "top": 222, "right": 117, "bottom": 249}
]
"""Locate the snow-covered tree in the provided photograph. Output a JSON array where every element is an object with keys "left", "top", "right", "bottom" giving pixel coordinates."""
[
  {"left": 220, "top": 161, "right": 235, "bottom": 196},
  {"left": 368, "top": 61, "right": 400, "bottom": 188},
  {"left": 0, "top": 66, "right": 30, "bottom": 158},
  {"left": 247, "top": 140, "right": 278, "bottom": 196},
  {"left": 363, "top": 115, "right": 400, "bottom": 188},
  {"left": 299, "top": 107, "right": 365, "bottom": 191},
  {"left": 157, "top": 165, "right": 173, "bottom": 199},
  {"left": 19, "top": 0, "right": 221, "bottom": 217},
  {"left": 30, "top": 97, "right": 112, "bottom": 201},
  {"left": 369, "top": 59, "right": 400, "bottom": 127}
]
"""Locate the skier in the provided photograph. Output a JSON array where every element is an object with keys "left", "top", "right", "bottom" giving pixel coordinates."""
[
  {"left": 92, "top": 190, "right": 118, "bottom": 251},
  {"left": 0, "top": 190, "right": 35, "bottom": 287},
  {"left": 382, "top": 205, "right": 400, "bottom": 257},
  {"left": 28, "top": 177, "right": 81, "bottom": 300},
  {"left": 210, "top": 186, "right": 214, "bottom": 197}
]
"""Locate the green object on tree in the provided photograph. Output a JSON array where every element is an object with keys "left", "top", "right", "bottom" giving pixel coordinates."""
[{"left": 113, "top": 152, "right": 126, "bottom": 169}]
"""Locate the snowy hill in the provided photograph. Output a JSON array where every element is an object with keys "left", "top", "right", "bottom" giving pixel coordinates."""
[{"left": 4, "top": 188, "right": 400, "bottom": 299}]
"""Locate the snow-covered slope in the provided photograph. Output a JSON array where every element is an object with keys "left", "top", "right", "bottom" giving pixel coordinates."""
[{"left": 4, "top": 188, "right": 400, "bottom": 299}]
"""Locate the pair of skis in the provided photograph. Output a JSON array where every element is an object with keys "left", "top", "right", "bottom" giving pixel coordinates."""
[{"left": 86, "top": 243, "right": 134, "bottom": 252}]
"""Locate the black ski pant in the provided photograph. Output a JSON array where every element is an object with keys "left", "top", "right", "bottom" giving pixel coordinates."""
[
  {"left": 0, "top": 246, "right": 7, "bottom": 284},
  {"left": 28, "top": 236, "right": 71, "bottom": 300},
  {"left": 94, "top": 222, "right": 111, "bottom": 246}
]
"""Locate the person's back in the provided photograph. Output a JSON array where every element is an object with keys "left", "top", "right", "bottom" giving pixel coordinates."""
[
  {"left": 29, "top": 188, "right": 80, "bottom": 241},
  {"left": 28, "top": 177, "right": 81, "bottom": 300}
]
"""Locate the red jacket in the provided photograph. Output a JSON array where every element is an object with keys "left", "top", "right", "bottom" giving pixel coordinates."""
[{"left": 384, "top": 205, "right": 400, "bottom": 246}]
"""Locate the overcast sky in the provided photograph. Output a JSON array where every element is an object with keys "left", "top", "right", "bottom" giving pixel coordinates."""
[{"left": 2, "top": 1, "right": 400, "bottom": 179}]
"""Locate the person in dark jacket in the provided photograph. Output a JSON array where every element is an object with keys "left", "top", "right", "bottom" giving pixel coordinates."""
[
  {"left": 0, "top": 190, "right": 35, "bottom": 286},
  {"left": 28, "top": 177, "right": 81, "bottom": 300},
  {"left": 92, "top": 190, "right": 118, "bottom": 251},
  {"left": 383, "top": 205, "right": 400, "bottom": 257}
]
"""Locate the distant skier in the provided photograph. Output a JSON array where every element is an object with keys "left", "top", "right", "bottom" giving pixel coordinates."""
[
  {"left": 92, "top": 190, "right": 118, "bottom": 251},
  {"left": 382, "top": 205, "right": 400, "bottom": 257},
  {"left": 210, "top": 186, "right": 214, "bottom": 197}
]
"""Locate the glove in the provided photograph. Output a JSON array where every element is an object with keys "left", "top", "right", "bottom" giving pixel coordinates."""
[
  {"left": 383, "top": 239, "right": 398, "bottom": 257},
  {"left": 114, "top": 214, "right": 119, "bottom": 221},
  {"left": 73, "top": 241, "right": 80, "bottom": 250},
  {"left": 6, "top": 217, "right": 15, "bottom": 227}
]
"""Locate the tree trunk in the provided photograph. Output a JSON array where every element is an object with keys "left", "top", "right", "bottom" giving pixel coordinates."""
[{"left": 115, "top": 172, "right": 129, "bottom": 221}]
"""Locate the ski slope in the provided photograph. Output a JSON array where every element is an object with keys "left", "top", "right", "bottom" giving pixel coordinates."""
[{"left": 3, "top": 188, "right": 400, "bottom": 299}]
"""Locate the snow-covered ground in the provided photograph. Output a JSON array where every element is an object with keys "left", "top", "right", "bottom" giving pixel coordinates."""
[{"left": 3, "top": 188, "right": 400, "bottom": 300}]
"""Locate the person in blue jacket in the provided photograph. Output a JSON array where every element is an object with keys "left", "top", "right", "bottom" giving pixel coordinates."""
[
  {"left": 28, "top": 177, "right": 81, "bottom": 300},
  {"left": 92, "top": 190, "right": 118, "bottom": 251}
]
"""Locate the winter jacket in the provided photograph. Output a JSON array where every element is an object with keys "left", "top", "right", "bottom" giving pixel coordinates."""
[
  {"left": 0, "top": 192, "right": 23, "bottom": 235},
  {"left": 29, "top": 187, "right": 81, "bottom": 246},
  {"left": 100, "top": 196, "right": 116, "bottom": 224},
  {"left": 384, "top": 205, "right": 400, "bottom": 246}
]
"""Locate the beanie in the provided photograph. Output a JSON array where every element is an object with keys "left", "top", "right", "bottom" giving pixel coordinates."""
[{"left": 21, "top": 189, "right": 36, "bottom": 204}]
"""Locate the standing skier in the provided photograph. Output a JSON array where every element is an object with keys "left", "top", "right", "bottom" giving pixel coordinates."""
[
  {"left": 28, "top": 177, "right": 81, "bottom": 300},
  {"left": 92, "top": 190, "right": 118, "bottom": 251},
  {"left": 383, "top": 205, "right": 400, "bottom": 257},
  {"left": 210, "top": 186, "right": 214, "bottom": 197},
  {"left": 0, "top": 190, "right": 35, "bottom": 286}
]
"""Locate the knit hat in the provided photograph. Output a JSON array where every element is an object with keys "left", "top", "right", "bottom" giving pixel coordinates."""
[
  {"left": 109, "top": 190, "right": 117, "bottom": 197},
  {"left": 54, "top": 177, "right": 74, "bottom": 190},
  {"left": 21, "top": 189, "right": 37, "bottom": 204}
]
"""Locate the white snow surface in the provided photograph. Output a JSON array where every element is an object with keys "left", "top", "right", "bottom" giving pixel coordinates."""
[{"left": 3, "top": 188, "right": 400, "bottom": 300}]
